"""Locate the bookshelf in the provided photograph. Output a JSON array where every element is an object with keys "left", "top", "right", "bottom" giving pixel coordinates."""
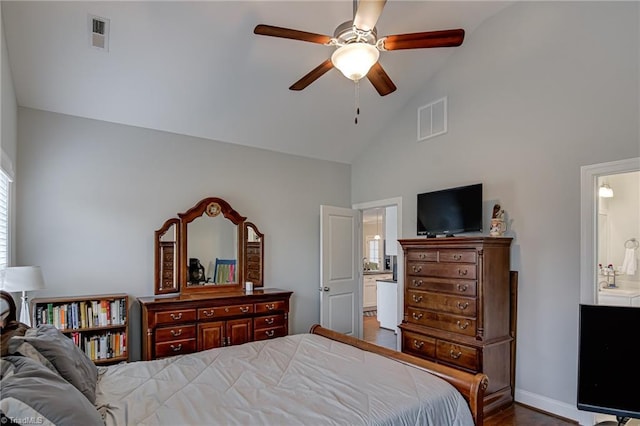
[{"left": 31, "top": 293, "right": 129, "bottom": 365}]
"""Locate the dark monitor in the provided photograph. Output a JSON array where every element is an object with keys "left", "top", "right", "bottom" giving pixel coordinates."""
[
  {"left": 577, "top": 304, "right": 640, "bottom": 421},
  {"left": 417, "top": 183, "right": 482, "bottom": 237}
]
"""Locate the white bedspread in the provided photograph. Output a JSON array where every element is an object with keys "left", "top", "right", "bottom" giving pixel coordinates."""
[{"left": 96, "top": 333, "right": 473, "bottom": 426}]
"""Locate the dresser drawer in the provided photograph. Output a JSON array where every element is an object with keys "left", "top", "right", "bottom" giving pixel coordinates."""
[
  {"left": 406, "top": 250, "right": 438, "bottom": 262},
  {"left": 155, "top": 338, "right": 196, "bottom": 358},
  {"left": 155, "top": 324, "right": 196, "bottom": 343},
  {"left": 401, "top": 330, "right": 436, "bottom": 359},
  {"left": 198, "top": 304, "right": 253, "bottom": 320},
  {"left": 255, "top": 300, "right": 285, "bottom": 313},
  {"left": 436, "top": 340, "right": 479, "bottom": 371},
  {"left": 407, "top": 262, "right": 477, "bottom": 280},
  {"left": 253, "top": 326, "right": 286, "bottom": 341},
  {"left": 155, "top": 308, "right": 197, "bottom": 325},
  {"left": 407, "top": 277, "right": 478, "bottom": 297},
  {"left": 254, "top": 314, "right": 285, "bottom": 330},
  {"left": 437, "top": 250, "right": 477, "bottom": 263},
  {"left": 407, "top": 307, "right": 476, "bottom": 337},
  {"left": 407, "top": 290, "right": 477, "bottom": 316}
]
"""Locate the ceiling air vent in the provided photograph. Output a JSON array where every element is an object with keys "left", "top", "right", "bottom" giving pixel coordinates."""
[
  {"left": 89, "top": 15, "right": 110, "bottom": 51},
  {"left": 418, "top": 97, "right": 447, "bottom": 142}
]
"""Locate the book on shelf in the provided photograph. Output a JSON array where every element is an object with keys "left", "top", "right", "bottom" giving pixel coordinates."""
[{"left": 35, "top": 297, "right": 127, "bottom": 329}]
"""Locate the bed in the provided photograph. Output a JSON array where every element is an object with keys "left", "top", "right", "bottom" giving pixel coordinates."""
[{"left": 0, "top": 291, "right": 488, "bottom": 425}]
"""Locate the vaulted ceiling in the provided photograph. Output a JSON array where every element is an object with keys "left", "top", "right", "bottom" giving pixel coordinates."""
[{"left": 2, "top": 1, "right": 512, "bottom": 163}]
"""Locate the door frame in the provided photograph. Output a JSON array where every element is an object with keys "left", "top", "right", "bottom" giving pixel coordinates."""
[
  {"left": 580, "top": 157, "right": 640, "bottom": 304},
  {"left": 352, "top": 196, "right": 403, "bottom": 345}
]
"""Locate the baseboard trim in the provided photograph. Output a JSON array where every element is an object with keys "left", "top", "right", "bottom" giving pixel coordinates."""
[{"left": 515, "top": 389, "right": 595, "bottom": 425}]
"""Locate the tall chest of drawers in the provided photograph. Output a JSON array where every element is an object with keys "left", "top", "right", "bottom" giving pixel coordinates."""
[
  {"left": 398, "top": 237, "right": 514, "bottom": 416},
  {"left": 138, "top": 288, "right": 292, "bottom": 360}
]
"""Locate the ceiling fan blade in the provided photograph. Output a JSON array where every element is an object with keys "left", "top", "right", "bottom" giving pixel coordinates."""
[
  {"left": 366, "top": 62, "right": 396, "bottom": 96},
  {"left": 289, "top": 59, "right": 334, "bottom": 91},
  {"left": 381, "top": 29, "right": 465, "bottom": 51},
  {"left": 353, "top": 0, "right": 387, "bottom": 32},
  {"left": 254, "top": 24, "right": 332, "bottom": 45}
]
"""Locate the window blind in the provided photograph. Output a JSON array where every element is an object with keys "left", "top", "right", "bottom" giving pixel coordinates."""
[{"left": 0, "top": 170, "right": 9, "bottom": 269}]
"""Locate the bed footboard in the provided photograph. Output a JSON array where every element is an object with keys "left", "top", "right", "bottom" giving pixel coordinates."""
[{"left": 309, "top": 324, "right": 488, "bottom": 425}]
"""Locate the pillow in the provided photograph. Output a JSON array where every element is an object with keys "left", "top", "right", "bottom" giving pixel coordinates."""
[
  {"left": 0, "top": 356, "right": 103, "bottom": 425},
  {"left": 8, "top": 325, "right": 98, "bottom": 403}
]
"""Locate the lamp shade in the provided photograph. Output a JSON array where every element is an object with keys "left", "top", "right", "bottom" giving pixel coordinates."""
[
  {"left": 2, "top": 266, "right": 46, "bottom": 292},
  {"left": 331, "top": 43, "right": 379, "bottom": 81}
]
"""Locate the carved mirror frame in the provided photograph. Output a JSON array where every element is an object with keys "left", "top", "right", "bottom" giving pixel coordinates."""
[
  {"left": 154, "top": 197, "right": 265, "bottom": 295},
  {"left": 154, "top": 218, "right": 180, "bottom": 295},
  {"left": 179, "top": 197, "right": 246, "bottom": 293},
  {"left": 244, "top": 222, "right": 264, "bottom": 287}
]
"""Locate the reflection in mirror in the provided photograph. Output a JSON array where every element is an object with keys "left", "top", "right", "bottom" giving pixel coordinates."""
[
  {"left": 155, "top": 218, "right": 180, "bottom": 294},
  {"left": 187, "top": 214, "right": 238, "bottom": 286},
  {"left": 244, "top": 222, "right": 264, "bottom": 287}
]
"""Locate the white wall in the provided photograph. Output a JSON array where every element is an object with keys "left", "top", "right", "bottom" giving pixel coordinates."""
[
  {"left": 351, "top": 1, "right": 639, "bottom": 422},
  {"left": 16, "top": 108, "right": 351, "bottom": 360}
]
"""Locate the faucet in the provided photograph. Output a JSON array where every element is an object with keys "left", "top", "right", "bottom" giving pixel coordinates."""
[{"left": 363, "top": 257, "right": 368, "bottom": 271}]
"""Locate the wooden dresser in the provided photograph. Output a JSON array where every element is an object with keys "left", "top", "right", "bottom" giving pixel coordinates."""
[
  {"left": 398, "top": 237, "right": 514, "bottom": 416},
  {"left": 138, "top": 288, "right": 292, "bottom": 360}
]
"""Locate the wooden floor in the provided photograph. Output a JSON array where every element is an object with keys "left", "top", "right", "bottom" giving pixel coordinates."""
[{"left": 362, "top": 315, "right": 577, "bottom": 425}]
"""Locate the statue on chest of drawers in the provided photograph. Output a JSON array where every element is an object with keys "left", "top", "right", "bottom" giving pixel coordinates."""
[{"left": 189, "top": 258, "right": 206, "bottom": 284}]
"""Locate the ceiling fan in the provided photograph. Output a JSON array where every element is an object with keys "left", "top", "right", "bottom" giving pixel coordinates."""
[{"left": 253, "top": 0, "right": 465, "bottom": 97}]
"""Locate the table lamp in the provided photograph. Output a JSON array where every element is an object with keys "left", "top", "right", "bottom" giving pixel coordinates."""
[{"left": 1, "top": 266, "right": 45, "bottom": 326}]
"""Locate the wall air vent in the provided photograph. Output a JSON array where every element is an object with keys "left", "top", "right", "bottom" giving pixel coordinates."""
[
  {"left": 89, "top": 15, "right": 110, "bottom": 51},
  {"left": 418, "top": 96, "right": 447, "bottom": 142}
]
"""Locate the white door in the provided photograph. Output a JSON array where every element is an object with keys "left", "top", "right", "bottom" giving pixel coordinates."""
[{"left": 320, "top": 205, "right": 361, "bottom": 336}]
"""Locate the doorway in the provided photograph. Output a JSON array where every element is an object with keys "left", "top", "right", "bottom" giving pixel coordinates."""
[
  {"left": 580, "top": 157, "right": 640, "bottom": 305},
  {"left": 353, "top": 197, "right": 402, "bottom": 350}
]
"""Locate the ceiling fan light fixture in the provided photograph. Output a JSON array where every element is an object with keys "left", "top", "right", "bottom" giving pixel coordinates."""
[{"left": 331, "top": 43, "right": 379, "bottom": 81}]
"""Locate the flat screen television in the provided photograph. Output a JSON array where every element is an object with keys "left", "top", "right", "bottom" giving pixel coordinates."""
[
  {"left": 417, "top": 183, "right": 482, "bottom": 237},
  {"left": 577, "top": 304, "right": 640, "bottom": 422}
]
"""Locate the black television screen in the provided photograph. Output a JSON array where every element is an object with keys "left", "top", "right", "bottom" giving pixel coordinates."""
[
  {"left": 417, "top": 183, "right": 482, "bottom": 237},
  {"left": 577, "top": 304, "right": 640, "bottom": 420}
]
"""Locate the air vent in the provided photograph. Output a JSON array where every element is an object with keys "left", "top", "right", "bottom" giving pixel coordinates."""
[
  {"left": 418, "top": 97, "right": 447, "bottom": 142},
  {"left": 88, "top": 15, "right": 110, "bottom": 51}
]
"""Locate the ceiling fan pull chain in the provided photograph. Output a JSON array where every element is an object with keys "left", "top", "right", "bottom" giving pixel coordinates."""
[{"left": 354, "top": 80, "right": 360, "bottom": 124}]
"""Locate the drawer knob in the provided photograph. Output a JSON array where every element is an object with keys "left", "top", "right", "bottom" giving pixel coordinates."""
[
  {"left": 266, "top": 304, "right": 275, "bottom": 310},
  {"left": 457, "top": 283, "right": 468, "bottom": 292},
  {"left": 203, "top": 310, "right": 215, "bottom": 317},
  {"left": 412, "top": 279, "right": 423, "bottom": 287},
  {"left": 457, "top": 302, "right": 469, "bottom": 311},
  {"left": 457, "top": 269, "right": 468, "bottom": 276},
  {"left": 169, "top": 313, "right": 183, "bottom": 320},
  {"left": 456, "top": 320, "right": 470, "bottom": 330},
  {"left": 453, "top": 254, "right": 462, "bottom": 260},
  {"left": 265, "top": 318, "right": 275, "bottom": 325},
  {"left": 240, "top": 306, "right": 250, "bottom": 313},
  {"left": 412, "top": 294, "right": 423, "bottom": 303},
  {"left": 412, "top": 312, "right": 424, "bottom": 320},
  {"left": 449, "top": 348, "right": 462, "bottom": 359},
  {"left": 170, "top": 329, "right": 182, "bottom": 337},
  {"left": 265, "top": 330, "right": 275, "bottom": 337},
  {"left": 412, "top": 265, "right": 422, "bottom": 273},
  {"left": 413, "top": 340, "right": 424, "bottom": 349},
  {"left": 170, "top": 343, "right": 182, "bottom": 352},
  {"left": 418, "top": 253, "right": 426, "bottom": 259}
]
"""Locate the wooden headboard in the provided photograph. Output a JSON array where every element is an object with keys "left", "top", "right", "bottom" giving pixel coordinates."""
[{"left": 0, "top": 290, "right": 17, "bottom": 326}]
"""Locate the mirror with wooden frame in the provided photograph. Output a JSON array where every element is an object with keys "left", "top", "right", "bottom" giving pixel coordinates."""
[
  {"left": 154, "top": 218, "right": 180, "bottom": 294},
  {"left": 244, "top": 222, "right": 264, "bottom": 287},
  {"left": 153, "top": 197, "right": 265, "bottom": 295}
]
